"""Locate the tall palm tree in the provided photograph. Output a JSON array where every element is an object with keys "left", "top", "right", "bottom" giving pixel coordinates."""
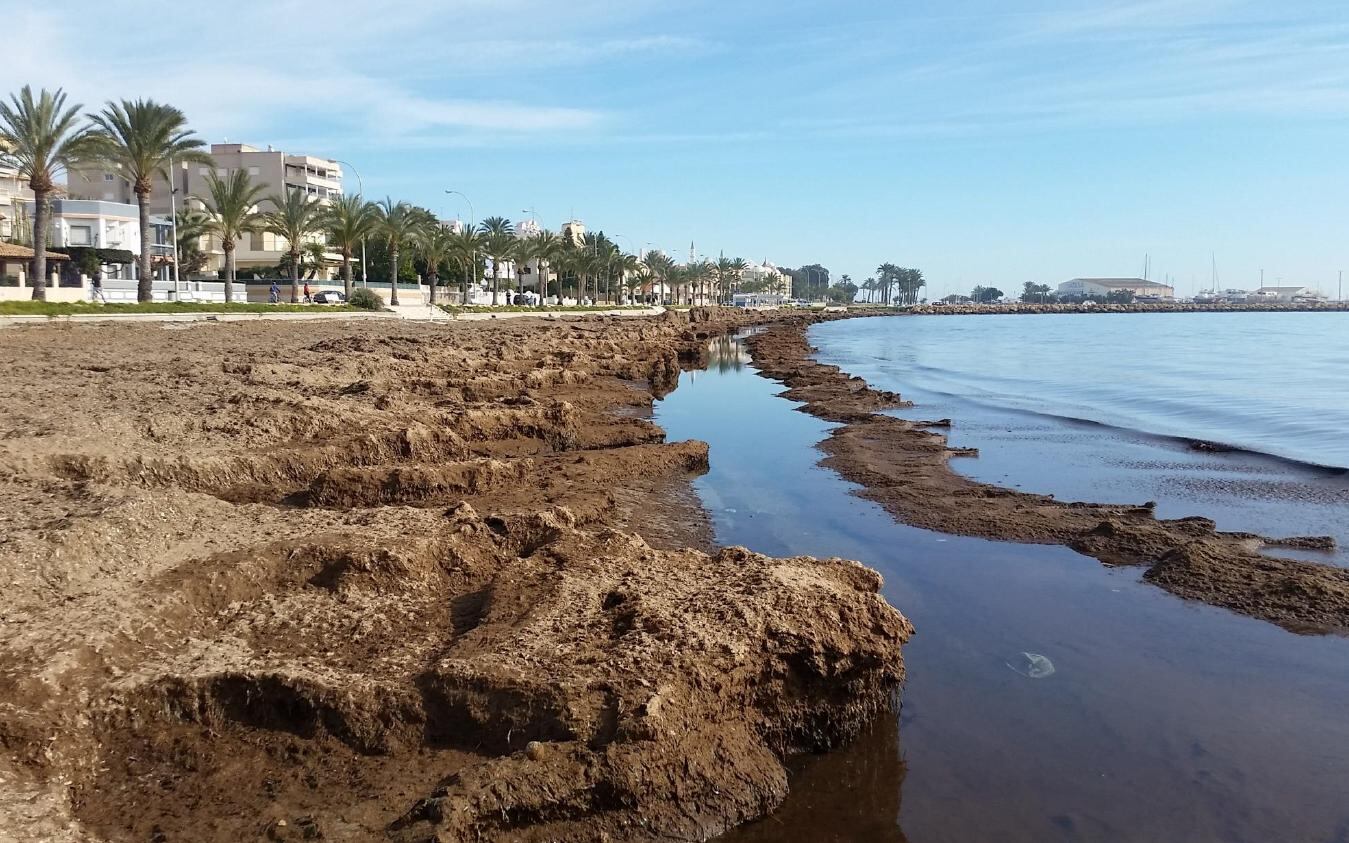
[
  {"left": 416, "top": 220, "right": 454, "bottom": 305},
  {"left": 88, "top": 99, "right": 208, "bottom": 301},
  {"left": 373, "top": 198, "right": 419, "bottom": 307},
  {"left": 532, "top": 230, "right": 563, "bottom": 302},
  {"left": 175, "top": 209, "right": 212, "bottom": 278},
  {"left": 198, "top": 169, "right": 266, "bottom": 303},
  {"left": 264, "top": 188, "right": 325, "bottom": 303},
  {"left": 478, "top": 216, "right": 515, "bottom": 305},
  {"left": 448, "top": 225, "right": 483, "bottom": 305},
  {"left": 617, "top": 253, "right": 643, "bottom": 303},
  {"left": 321, "top": 193, "right": 375, "bottom": 299},
  {"left": 643, "top": 251, "right": 675, "bottom": 305},
  {"left": 729, "top": 257, "right": 748, "bottom": 300},
  {"left": 0, "top": 86, "right": 102, "bottom": 300},
  {"left": 512, "top": 235, "right": 537, "bottom": 299}
]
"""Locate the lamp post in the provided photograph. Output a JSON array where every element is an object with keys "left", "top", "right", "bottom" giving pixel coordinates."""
[
  {"left": 445, "top": 190, "right": 475, "bottom": 226},
  {"left": 446, "top": 190, "right": 476, "bottom": 304},
  {"left": 332, "top": 159, "right": 366, "bottom": 286}
]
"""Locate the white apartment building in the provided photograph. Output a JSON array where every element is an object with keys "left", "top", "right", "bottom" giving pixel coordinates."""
[
  {"left": 740, "top": 261, "right": 791, "bottom": 297},
  {"left": 0, "top": 165, "right": 32, "bottom": 242},
  {"left": 21, "top": 199, "right": 173, "bottom": 279},
  {"left": 68, "top": 143, "right": 344, "bottom": 279}
]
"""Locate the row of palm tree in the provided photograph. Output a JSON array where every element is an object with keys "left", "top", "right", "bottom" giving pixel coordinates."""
[
  {"left": 860, "top": 264, "right": 926, "bottom": 305},
  {"left": 3, "top": 84, "right": 758, "bottom": 307}
]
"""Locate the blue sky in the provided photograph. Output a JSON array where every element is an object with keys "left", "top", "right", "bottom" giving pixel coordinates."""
[{"left": 10, "top": 0, "right": 1349, "bottom": 298}]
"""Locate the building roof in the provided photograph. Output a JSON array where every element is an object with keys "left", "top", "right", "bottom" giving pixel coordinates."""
[
  {"left": 1069, "top": 277, "right": 1170, "bottom": 288},
  {"left": 0, "top": 242, "right": 70, "bottom": 260},
  {"left": 1255, "top": 286, "right": 1308, "bottom": 293}
]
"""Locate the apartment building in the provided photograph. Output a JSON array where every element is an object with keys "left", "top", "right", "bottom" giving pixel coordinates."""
[
  {"left": 0, "top": 165, "right": 32, "bottom": 242},
  {"left": 68, "top": 143, "right": 344, "bottom": 278}
]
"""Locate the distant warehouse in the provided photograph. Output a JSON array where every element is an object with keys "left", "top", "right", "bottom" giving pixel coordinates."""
[{"left": 1057, "top": 278, "right": 1175, "bottom": 299}]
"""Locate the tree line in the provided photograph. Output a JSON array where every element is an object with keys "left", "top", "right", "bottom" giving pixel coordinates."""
[{"left": 2, "top": 85, "right": 774, "bottom": 307}]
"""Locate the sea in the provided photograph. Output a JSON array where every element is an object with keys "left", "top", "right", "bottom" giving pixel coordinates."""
[{"left": 654, "top": 317, "right": 1349, "bottom": 843}]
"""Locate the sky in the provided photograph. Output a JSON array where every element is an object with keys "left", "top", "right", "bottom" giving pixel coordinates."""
[{"left": 8, "top": 0, "right": 1349, "bottom": 299}]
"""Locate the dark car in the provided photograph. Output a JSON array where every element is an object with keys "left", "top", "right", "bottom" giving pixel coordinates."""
[{"left": 312, "top": 290, "right": 347, "bottom": 305}]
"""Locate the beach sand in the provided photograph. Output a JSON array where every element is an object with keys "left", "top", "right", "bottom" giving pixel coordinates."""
[{"left": 0, "top": 310, "right": 910, "bottom": 842}]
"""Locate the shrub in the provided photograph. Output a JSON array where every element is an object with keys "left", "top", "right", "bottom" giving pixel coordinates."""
[{"left": 347, "top": 287, "right": 385, "bottom": 310}]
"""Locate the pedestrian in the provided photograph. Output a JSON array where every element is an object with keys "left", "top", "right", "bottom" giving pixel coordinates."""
[
  {"left": 269, "top": 281, "right": 280, "bottom": 304},
  {"left": 303, "top": 282, "right": 311, "bottom": 303},
  {"left": 90, "top": 272, "right": 106, "bottom": 303}
]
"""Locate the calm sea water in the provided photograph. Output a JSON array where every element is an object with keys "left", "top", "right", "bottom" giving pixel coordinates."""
[
  {"left": 656, "top": 329, "right": 1349, "bottom": 843},
  {"left": 812, "top": 313, "right": 1349, "bottom": 558},
  {"left": 815, "top": 312, "right": 1349, "bottom": 469}
]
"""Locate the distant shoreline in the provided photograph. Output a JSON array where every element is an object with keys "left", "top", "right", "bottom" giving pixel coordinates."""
[{"left": 904, "top": 301, "right": 1347, "bottom": 316}]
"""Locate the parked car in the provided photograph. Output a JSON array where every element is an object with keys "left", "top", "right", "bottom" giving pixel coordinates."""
[{"left": 312, "top": 290, "right": 346, "bottom": 305}]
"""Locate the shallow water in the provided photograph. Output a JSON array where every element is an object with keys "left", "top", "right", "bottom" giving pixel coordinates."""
[{"left": 657, "top": 330, "right": 1349, "bottom": 843}]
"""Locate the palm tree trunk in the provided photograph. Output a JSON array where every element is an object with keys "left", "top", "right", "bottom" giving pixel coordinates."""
[
  {"left": 428, "top": 270, "right": 438, "bottom": 305},
  {"left": 224, "top": 242, "right": 236, "bottom": 303},
  {"left": 136, "top": 188, "right": 153, "bottom": 302},
  {"left": 342, "top": 249, "right": 353, "bottom": 299},
  {"left": 290, "top": 252, "right": 300, "bottom": 303},
  {"left": 389, "top": 247, "right": 400, "bottom": 306},
  {"left": 29, "top": 191, "right": 49, "bottom": 301}
]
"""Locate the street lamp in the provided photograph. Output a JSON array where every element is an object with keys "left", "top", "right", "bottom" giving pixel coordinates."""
[
  {"left": 445, "top": 190, "right": 475, "bottom": 226},
  {"left": 332, "top": 159, "right": 366, "bottom": 286},
  {"left": 445, "top": 190, "right": 476, "bottom": 305}
]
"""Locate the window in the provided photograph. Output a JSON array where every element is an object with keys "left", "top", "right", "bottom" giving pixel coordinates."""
[
  {"left": 103, "top": 173, "right": 115, "bottom": 182},
  {"left": 216, "top": 168, "right": 227, "bottom": 177},
  {"left": 199, "top": 167, "right": 209, "bottom": 176},
  {"left": 249, "top": 231, "right": 264, "bottom": 251},
  {"left": 69, "top": 225, "right": 93, "bottom": 246},
  {"left": 248, "top": 167, "right": 259, "bottom": 176}
]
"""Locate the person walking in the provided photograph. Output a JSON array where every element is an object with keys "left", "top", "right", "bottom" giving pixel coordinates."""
[
  {"left": 90, "top": 272, "right": 106, "bottom": 303},
  {"left": 269, "top": 281, "right": 280, "bottom": 304},
  {"left": 303, "top": 282, "right": 312, "bottom": 303}
]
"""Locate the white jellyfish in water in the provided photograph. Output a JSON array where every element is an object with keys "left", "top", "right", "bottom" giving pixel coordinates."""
[{"left": 1007, "top": 652, "right": 1055, "bottom": 679}]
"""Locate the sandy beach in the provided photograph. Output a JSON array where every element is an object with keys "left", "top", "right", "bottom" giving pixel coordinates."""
[{"left": 0, "top": 310, "right": 910, "bottom": 842}]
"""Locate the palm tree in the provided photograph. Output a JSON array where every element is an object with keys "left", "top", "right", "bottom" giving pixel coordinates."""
[
  {"left": 0, "top": 87, "right": 102, "bottom": 300},
  {"left": 373, "top": 198, "right": 419, "bottom": 307},
  {"left": 617, "top": 253, "right": 643, "bottom": 303},
  {"left": 264, "top": 188, "right": 325, "bottom": 303},
  {"left": 198, "top": 169, "right": 266, "bottom": 302},
  {"left": 448, "top": 225, "right": 483, "bottom": 305},
  {"left": 643, "top": 251, "right": 675, "bottom": 305},
  {"left": 478, "top": 216, "right": 515, "bottom": 305},
  {"left": 512, "top": 235, "right": 536, "bottom": 299},
  {"left": 88, "top": 99, "right": 208, "bottom": 301},
  {"left": 320, "top": 193, "right": 375, "bottom": 300},
  {"left": 532, "top": 230, "right": 563, "bottom": 302},
  {"left": 175, "top": 209, "right": 212, "bottom": 278},
  {"left": 729, "top": 257, "right": 748, "bottom": 301},
  {"left": 416, "top": 220, "right": 454, "bottom": 306}
]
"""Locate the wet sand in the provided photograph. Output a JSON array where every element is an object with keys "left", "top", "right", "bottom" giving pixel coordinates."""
[
  {"left": 0, "top": 309, "right": 910, "bottom": 842},
  {"left": 745, "top": 323, "right": 1349, "bottom": 635}
]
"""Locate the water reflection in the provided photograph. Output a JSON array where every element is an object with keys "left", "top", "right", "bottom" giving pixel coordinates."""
[{"left": 727, "top": 715, "right": 908, "bottom": 843}]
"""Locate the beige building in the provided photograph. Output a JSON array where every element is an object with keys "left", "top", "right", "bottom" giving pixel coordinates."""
[
  {"left": 1, "top": 164, "right": 33, "bottom": 243},
  {"left": 68, "top": 143, "right": 345, "bottom": 278}
]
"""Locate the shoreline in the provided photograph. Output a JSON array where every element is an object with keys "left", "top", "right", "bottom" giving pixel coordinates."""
[
  {"left": 905, "top": 301, "right": 1348, "bottom": 315},
  {"left": 745, "top": 320, "right": 1349, "bottom": 635},
  {"left": 0, "top": 308, "right": 909, "bottom": 842}
]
